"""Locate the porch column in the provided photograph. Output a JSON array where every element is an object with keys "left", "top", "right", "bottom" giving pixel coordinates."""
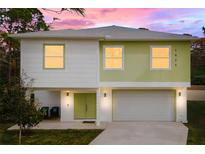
[
  {"left": 96, "top": 88, "right": 101, "bottom": 126},
  {"left": 60, "top": 91, "right": 74, "bottom": 122},
  {"left": 176, "top": 88, "right": 187, "bottom": 123},
  {"left": 100, "top": 88, "right": 112, "bottom": 122}
]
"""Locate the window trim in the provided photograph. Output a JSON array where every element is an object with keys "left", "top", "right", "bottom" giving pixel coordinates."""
[
  {"left": 43, "top": 44, "right": 65, "bottom": 69},
  {"left": 150, "top": 45, "right": 171, "bottom": 70},
  {"left": 103, "top": 45, "right": 124, "bottom": 70}
]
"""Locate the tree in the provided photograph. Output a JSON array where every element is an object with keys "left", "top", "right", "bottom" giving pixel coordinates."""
[
  {"left": 0, "top": 8, "right": 49, "bottom": 34},
  {"left": 1, "top": 73, "right": 43, "bottom": 144},
  {"left": 0, "top": 9, "right": 49, "bottom": 126},
  {"left": 202, "top": 26, "right": 205, "bottom": 35},
  {"left": 191, "top": 38, "right": 205, "bottom": 85}
]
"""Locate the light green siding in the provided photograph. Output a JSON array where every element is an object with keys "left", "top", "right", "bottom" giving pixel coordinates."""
[{"left": 100, "top": 41, "right": 190, "bottom": 82}]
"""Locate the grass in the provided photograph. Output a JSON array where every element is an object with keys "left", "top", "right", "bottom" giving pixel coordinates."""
[
  {"left": 0, "top": 123, "right": 14, "bottom": 144},
  {"left": 186, "top": 101, "right": 205, "bottom": 145},
  {"left": 0, "top": 123, "right": 103, "bottom": 145}
]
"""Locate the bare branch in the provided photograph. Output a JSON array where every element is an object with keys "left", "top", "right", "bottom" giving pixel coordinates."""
[{"left": 41, "top": 8, "right": 85, "bottom": 16}]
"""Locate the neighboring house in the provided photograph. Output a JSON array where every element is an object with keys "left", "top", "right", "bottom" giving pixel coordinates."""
[
  {"left": 11, "top": 25, "right": 196, "bottom": 125},
  {"left": 188, "top": 85, "right": 205, "bottom": 101}
]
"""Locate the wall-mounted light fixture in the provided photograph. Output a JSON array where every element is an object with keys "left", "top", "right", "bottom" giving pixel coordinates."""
[
  {"left": 66, "top": 92, "right": 69, "bottom": 96},
  {"left": 104, "top": 93, "right": 107, "bottom": 97},
  {"left": 178, "top": 92, "right": 181, "bottom": 96}
]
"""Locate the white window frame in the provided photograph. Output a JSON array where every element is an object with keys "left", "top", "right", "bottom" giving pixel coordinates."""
[
  {"left": 43, "top": 44, "right": 65, "bottom": 69},
  {"left": 150, "top": 45, "right": 172, "bottom": 70},
  {"left": 103, "top": 45, "right": 124, "bottom": 70}
]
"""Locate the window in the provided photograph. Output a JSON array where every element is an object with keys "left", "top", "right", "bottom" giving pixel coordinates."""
[
  {"left": 104, "top": 46, "right": 123, "bottom": 69},
  {"left": 44, "top": 44, "right": 64, "bottom": 69},
  {"left": 151, "top": 46, "right": 171, "bottom": 69}
]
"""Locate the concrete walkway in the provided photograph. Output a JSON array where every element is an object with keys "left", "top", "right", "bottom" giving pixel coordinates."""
[
  {"left": 90, "top": 122, "right": 188, "bottom": 145},
  {"left": 8, "top": 120, "right": 107, "bottom": 130}
]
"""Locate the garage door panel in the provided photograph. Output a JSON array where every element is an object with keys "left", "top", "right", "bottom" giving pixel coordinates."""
[{"left": 113, "top": 90, "right": 175, "bottom": 121}]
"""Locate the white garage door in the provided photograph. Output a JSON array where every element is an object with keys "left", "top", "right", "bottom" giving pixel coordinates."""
[{"left": 113, "top": 90, "right": 175, "bottom": 121}]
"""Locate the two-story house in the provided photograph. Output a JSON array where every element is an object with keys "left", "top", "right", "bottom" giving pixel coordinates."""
[{"left": 11, "top": 25, "right": 196, "bottom": 125}]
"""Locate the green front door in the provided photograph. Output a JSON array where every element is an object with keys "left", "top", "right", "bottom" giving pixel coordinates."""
[{"left": 74, "top": 93, "right": 96, "bottom": 119}]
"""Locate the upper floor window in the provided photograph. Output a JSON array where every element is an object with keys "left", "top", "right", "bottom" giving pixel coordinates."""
[
  {"left": 44, "top": 44, "right": 64, "bottom": 69},
  {"left": 104, "top": 46, "right": 124, "bottom": 70},
  {"left": 150, "top": 46, "right": 171, "bottom": 70}
]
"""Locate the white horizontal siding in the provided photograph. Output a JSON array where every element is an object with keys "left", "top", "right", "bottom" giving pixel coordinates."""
[{"left": 21, "top": 39, "right": 99, "bottom": 88}]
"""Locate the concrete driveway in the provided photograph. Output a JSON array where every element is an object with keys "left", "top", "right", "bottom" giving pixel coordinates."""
[{"left": 90, "top": 122, "right": 188, "bottom": 145}]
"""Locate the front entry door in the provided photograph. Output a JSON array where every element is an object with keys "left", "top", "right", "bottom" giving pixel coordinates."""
[{"left": 74, "top": 93, "right": 96, "bottom": 119}]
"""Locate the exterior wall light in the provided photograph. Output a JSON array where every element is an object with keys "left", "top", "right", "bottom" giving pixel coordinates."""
[
  {"left": 104, "top": 93, "right": 107, "bottom": 97},
  {"left": 178, "top": 92, "right": 181, "bottom": 96},
  {"left": 66, "top": 92, "right": 69, "bottom": 96}
]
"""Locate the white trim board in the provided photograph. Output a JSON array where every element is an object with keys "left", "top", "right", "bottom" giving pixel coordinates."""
[
  {"left": 32, "top": 82, "right": 190, "bottom": 89},
  {"left": 99, "top": 82, "right": 191, "bottom": 88}
]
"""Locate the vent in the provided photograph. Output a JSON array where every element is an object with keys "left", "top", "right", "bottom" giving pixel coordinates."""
[{"left": 138, "top": 27, "right": 149, "bottom": 30}]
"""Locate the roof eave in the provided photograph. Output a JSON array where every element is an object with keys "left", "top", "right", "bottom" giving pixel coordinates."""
[
  {"left": 9, "top": 34, "right": 198, "bottom": 41},
  {"left": 9, "top": 35, "right": 106, "bottom": 40},
  {"left": 104, "top": 38, "right": 198, "bottom": 41}
]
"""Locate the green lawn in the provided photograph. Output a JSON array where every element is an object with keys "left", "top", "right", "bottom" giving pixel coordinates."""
[
  {"left": 0, "top": 123, "right": 103, "bottom": 145},
  {"left": 186, "top": 101, "right": 205, "bottom": 145}
]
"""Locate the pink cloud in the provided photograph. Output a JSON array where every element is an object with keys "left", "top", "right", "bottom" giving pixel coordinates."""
[
  {"left": 99, "top": 8, "right": 117, "bottom": 15},
  {"left": 40, "top": 8, "right": 205, "bottom": 36},
  {"left": 41, "top": 8, "right": 159, "bottom": 30},
  {"left": 85, "top": 8, "right": 159, "bottom": 26},
  {"left": 51, "top": 19, "right": 95, "bottom": 29}
]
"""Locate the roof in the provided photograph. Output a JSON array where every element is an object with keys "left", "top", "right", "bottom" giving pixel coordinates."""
[{"left": 9, "top": 25, "right": 197, "bottom": 41}]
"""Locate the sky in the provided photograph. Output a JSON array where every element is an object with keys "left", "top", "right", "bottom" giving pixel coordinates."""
[{"left": 40, "top": 8, "right": 205, "bottom": 37}]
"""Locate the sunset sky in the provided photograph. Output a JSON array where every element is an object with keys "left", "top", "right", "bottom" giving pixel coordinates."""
[{"left": 41, "top": 8, "right": 205, "bottom": 37}]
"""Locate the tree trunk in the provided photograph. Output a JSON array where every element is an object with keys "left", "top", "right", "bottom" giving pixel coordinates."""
[{"left": 19, "top": 123, "right": 22, "bottom": 145}]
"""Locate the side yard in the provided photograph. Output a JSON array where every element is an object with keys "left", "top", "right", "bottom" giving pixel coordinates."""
[
  {"left": 0, "top": 124, "right": 103, "bottom": 145},
  {"left": 186, "top": 101, "right": 205, "bottom": 144}
]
